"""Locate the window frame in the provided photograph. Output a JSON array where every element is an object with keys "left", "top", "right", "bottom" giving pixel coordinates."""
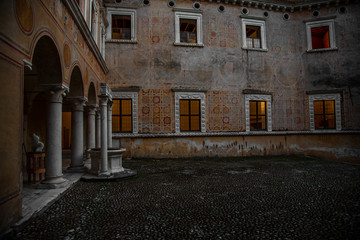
[
  {"left": 245, "top": 94, "right": 272, "bottom": 132},
  {"left": 112, "top": 99, "right": 133, "bottom": 133},
  {"left": 174, "top": 11, "right": 203, "bottom": 47},
  {"left": 308, "top": 93, "right": 341, "bottom": 131},
  {"left": 175, "top": 91, "right": 206, "bottom": 133},
  {"left": 241, "top": 18, "right": 267, "bottom": 51},
  {"left": 106, "top": 8, "right": 137, "bottom": 43},
  {"left": 112, "top": 92, "right": 138, "bottom": 134},
  {"left": 179, "top": 99, "right": 201, "bottom": 132},
  {"left": 305, "top": 19, "right": 337, "bottom": 52}
]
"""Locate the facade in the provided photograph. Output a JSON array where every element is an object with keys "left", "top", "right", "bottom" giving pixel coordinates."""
[{"left": 0, "top": 0, "right": 360, "bottom": 234}]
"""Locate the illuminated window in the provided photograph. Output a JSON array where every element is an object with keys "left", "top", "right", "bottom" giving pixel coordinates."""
[
  {"left": 305, "top": 19, "right": 336, "bottom": 52},
  {"left": 180, "top": 19, "right": 197, "bottom": 43},
  {"left": 174, "top": 91, "right": 206, "bottom": 133},
  {"left": 308, "top": 93, "right": 341, "bottom": 131},
  {"left": 246, "top": 25, "right": 261, "bottom": 49},
  {"left": 249, "top": 101, "right": 267, "bottom": 130},
  {"left": 244, "top": 93, "right": 272, "bottom": 132},
  {"left": 174, "top": 11, "right": 203, "bottom": 46},
  {"left": 112, "top": 99, "right": 132, "bottom": 133},
  {"left": 106, "top": 8, "right": 137, "bottom": 43},
  {"left": 112, "top": 15, "right": 131, "bottom": 40},
  {"left": 311, "top": 26, "right": 330, "bottom": 49},
  {"left": 241, "top": 17, "right": 267, "bottom": 51},
  {"left": 313, "top": 100, "right": 335, "bottom": 129},
  {"left": 180, "top": 99, "right": 200, "bottom": 131}
]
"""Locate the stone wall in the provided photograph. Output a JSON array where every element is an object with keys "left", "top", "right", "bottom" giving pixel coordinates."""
[{"left": 106, "top": 0, "right": 360, "bottom": 132}]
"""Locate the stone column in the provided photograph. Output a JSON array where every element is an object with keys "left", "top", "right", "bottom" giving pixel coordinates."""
[
  {"left": 95, "top": 108, "right": 101, "bottom": 148},
  {"left": 68, "top": 97, "right": 87, "bottom": 172},
  {"left": 99, "top": 96, "right": 109, "bottom": 176},
  {"left": 86, "top": 104, "right": 97, "bottom": 160},
  {"left": 107, "top": 100, "right": 113, "bottom": 148},
  {"left": 42, "top": 85, "right": 68, "bottom": 188}
]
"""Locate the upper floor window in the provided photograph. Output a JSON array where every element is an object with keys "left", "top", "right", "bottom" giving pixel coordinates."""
[
  {"left": 174, "top": 11, "right": 203, "bottom": 47},
  {"left": 305, "top": 18, "right": 337, "bottom": 52},
  {"left": 308, "top": 93, "right": 341, "bottom": 131},
  {"left": 241, "top": 17, "right": 267, "bottom": 51},
  {"left": 106, "top": 8, "right": 137, "bottom": 43},
  {"left": 112, "top": 15, "right": 131, "bottom": 40}
]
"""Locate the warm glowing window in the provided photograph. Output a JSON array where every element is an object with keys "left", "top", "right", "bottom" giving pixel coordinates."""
[
  {"left": 112, "top": 99, "right": 132, "bottom": 132},
  {"left": 249, "top": 101, "right": 267, "bottom": 130},
  {"left": 180, "top": 19, "right": 197, "bottom": 43},
  {"left": 180, "top": 99, "right": 200, "bottom": 132},
  {"left": 311, "top": 26, "right": 330, "bottom": 49},
  {"left": 112, "top": 15, "right": 131, "bottom": 40},
  {"left": 246, "top": 25, "right": 261, "bottom": 48},
  {"left": 314, "top": 100, "right": 335, "bottom": 129}
]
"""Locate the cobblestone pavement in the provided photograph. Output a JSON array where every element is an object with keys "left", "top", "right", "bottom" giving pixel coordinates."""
[{"left": 11, "top": 156, "right": 360, "bottom": 240}]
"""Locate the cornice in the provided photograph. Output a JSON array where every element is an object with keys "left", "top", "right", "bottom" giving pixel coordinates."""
[
  {"left": 199, "top": 0, "right": 356, "bottom": 13},
  {"left": 62, "top": 0, "right": 109, "bottom": 74}
]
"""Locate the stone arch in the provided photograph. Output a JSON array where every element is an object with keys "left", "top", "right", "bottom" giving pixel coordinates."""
[
  {"left": 68, "top": 65, "right": 84, "bottom": 97},
  {"left": 88, "top": 82, "right": 97, "bottom": 104}
]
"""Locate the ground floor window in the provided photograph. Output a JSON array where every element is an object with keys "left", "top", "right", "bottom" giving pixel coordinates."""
[
  {"left": 244, "top": 93, "right": 272, "bottom": 132},
  {"left": 112, "top": 99, "right": 132, "bottom": 133},
  {"left": 180, "top": 99, "right": 200, "bottom": 131},
  {"left": 308, "top": 93, "right": 341, "bottom": 131},
  {"left": 249, "top": 101, "right": 267, "bottom": 130},
  {"left": 174, "top": 90, "right": 206, "bottom": 133}
]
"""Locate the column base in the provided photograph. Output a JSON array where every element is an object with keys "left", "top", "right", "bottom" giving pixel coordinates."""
[
  {"left": 98, "top": 171, "right": 111, "bottom": 177},
  {"left": 66, "top": 165, "right": 87, "bottom": 173},
  {"left": 38, "top": 177, "right": 69, "bottom": 189}
]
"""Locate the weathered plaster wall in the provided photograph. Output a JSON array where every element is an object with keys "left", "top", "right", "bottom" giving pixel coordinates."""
[
  {"left": 106, "top": 0, "right": 360, "bottom": 132},
  {"left": 114, "top": 133, "right": 360, "bottom": 163}
]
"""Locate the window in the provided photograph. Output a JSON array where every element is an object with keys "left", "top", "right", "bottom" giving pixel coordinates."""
[
  {"left": 241, "top": 17, "right": 267, "bottom": 51},
  {"left": 308, "top": 93, "right": 341, "bottom": 131},
  {"left": 112, "top": 91, "right": 139, "bottom": 134},
  {"left": 106, "top": 8, "right": 137, "bottom": 43},
  {"left": 112, "top": 99, "right": 132, "bottom": 133},
  {"left": 174, "top": 91, "right": 206, "bottom": 133},
  {"left": 180, "top": 19, "right": 197, "bottom": 43},
  {"left": 244, "top": 94, "right": 272, "bottom": 132},
  {"left": 305, "top": 18, "right": 336, "bottom": 52},
  {"left": 249, "top": 101, "right": 267, "bottom": 130},
  {"left": 313, "top": 100, "right": 335, "bottom": 129},
  {"left": 180, "top": 99, "right": 200, "bottom": 131},
  {"left": 174, "top": 11, "right": 203, "bottom": 47},
  {"left": 246, "top": 25, "right": 261, "bottom": 48},
  {"left": 112, "top": 15, "right": 131, "bottom": 40}
]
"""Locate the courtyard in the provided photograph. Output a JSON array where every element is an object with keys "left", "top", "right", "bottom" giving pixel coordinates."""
[{"left": 10, "top": 156, "right": 360, "bottom": 239}]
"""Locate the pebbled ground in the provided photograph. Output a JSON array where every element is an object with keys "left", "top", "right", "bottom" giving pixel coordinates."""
[{"left": 10, "top": 155, "right": 360, "bottom": 240}]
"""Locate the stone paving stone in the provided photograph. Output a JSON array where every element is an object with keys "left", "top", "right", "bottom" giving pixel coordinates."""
[{"left": 9, "top": 156, "right": 360, "bottom": 240}]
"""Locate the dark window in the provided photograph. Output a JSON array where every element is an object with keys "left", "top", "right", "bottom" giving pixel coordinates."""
[
  {"left": 180, "top": 19, "right": 197, "bottom": 43},
  {"left": 112, "top": 15, "right": 131, "bottom": 40},
  {"left": 311, "top": 26, "right": 330, "bottom": 49},
  {"left": 112, "top": 99, "right": 132, "bottom": 133},
  {"left": 180, "top": 99, "right": 200, "bottom": 131},
  {"left": 246, "top": 25, "right": 261, "bottom": 48},
  {"left": 314, "top": 100, "right": 335, "bottom": 129},
  {"left": 250, "top": 101, "right": 267, "bottom": 130}
]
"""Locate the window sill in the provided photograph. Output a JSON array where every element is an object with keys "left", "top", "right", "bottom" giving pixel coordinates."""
[
  {"left": 242, "top": 47, "right": 268, "bottom": 52},
  {"left": 174, "top": 42, "right": 204, "bottom": 47},
  {"left": 106, "top": 39, "right": 138, "bottom": 44},
  {"left": 307, "top": 47, "right": 338, "bottom": 53}
]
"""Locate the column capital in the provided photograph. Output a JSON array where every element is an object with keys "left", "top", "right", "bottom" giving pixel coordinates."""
[
  {"left": 99, "top": 96, "right": 109, "bottom": 106},
  {"left": 44, "top": 84, "right": 70, "bottom": 103},
  {"left": 69, "top": 97, "right": 88, "bottom": 112},
  {"left": 87, "top": 104, "right": 98, "bottom": 115}
]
